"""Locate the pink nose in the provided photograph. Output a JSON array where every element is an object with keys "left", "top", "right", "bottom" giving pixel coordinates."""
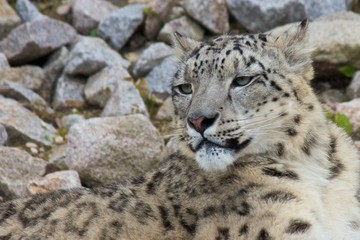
[
  {"left": 187, "top": 114, "right": 218, "bottom": 134},
  {"left": 188, "top": 116, "right": 205, "bottom": 134}
]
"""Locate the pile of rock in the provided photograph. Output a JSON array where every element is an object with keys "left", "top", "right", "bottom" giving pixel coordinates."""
[{"left": 0, "top": 0, "right": 359, "bottom": 201}]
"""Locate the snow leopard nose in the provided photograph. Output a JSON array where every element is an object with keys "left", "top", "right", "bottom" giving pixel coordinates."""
[{"left": 187, "top": 113, "right": 219, "bottom": 135}]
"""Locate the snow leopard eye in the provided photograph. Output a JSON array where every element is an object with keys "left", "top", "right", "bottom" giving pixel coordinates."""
[
  {"left": 176, "top": 83, "right": 193, "bottom": 95},
  {"left": 232, "top": 76, "right": 254, "bottom": 87}
]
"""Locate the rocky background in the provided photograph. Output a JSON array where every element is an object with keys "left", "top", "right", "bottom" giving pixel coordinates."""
[{"left": 0, "top": 0, "right": 360, "bottom": 202}]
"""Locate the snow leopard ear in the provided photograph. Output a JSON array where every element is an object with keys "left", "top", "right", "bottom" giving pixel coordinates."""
[
  {"left": 172, "top": 32, "right": 201, "bottom": 58},
  {"left": 268, "top": 20, "right": 314, "bottom": 79}
]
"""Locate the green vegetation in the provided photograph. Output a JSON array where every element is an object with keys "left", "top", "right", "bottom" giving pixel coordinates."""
[
  {"left": 56, "top": 127, "right": 68, "bottom": 139},
  {"left": 325, "top": 109, "right": 352, "bottom": 135},
  {"left": 90, "top": 28, "right": 97, "bottom": 37},
  {"left": 334, "top": 113, "right": 352, "bottom": 135},
  {"left": 338, "top": 65, "right": 357, "bottom": 78},
  {"left": 44, "top": 134, "right": 52, "bottom": 142},
  {"left": 142, "top": 6, "right": 158, "bottom": 18},
  {"left": 8, "top": 0, "right": 16, "bottom": 8}
]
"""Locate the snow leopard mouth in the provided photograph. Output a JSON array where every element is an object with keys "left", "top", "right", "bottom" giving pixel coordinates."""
[
  {"left": 192, "top": 138, "right": 253, "bottom": 171},
  {"left": 194, "top": 140, "right": 236, "bottom": 171},
  {"left": 194, "top": 138, "right": 252, "bottom": 153},
  {"left": 195, "top": 140, "right": 225, "bottom": 151}
]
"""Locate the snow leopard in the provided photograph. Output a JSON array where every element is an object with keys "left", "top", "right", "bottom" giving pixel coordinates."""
[{"left": 1, "top": 20, "right": 359, "bottom": 240}]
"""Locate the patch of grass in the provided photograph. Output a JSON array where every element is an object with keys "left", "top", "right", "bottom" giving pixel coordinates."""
[
  {"left": 56, "top": 127, "right": 68, "bottom": 138},
  {"left": 325, "top": 109, "right": 352, "bottom": 135},
  {"left": 90, "top": 28, "right": 97, "bottom": 37},
  {"left": 351, "top": 0, "right": 360, "bottom": 13},
  {"left": 8, "top": 0, "right": 16, "bottom": 9},
  {"left": 143, "top": 6, "right": 158, "bottom": 18},
  {"left": 144, "top": 97, "right": 162, "bottom": 119},
  {"left": 44, "top": 134, "right": 52, "bottom": 143},
  {"left": 338, "top": 65, "right": 357, "bottom": 78},
  {"left": 334, "top": 113, "right": 352, "bottom": 135},
  {"left": 31, "top": 0, "right": 63, "bottom": 12},
  {"left": 79, "top": 109, "right": 102, "bottom": 120}
]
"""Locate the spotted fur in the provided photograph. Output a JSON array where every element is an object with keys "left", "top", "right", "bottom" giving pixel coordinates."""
[{"left": 1, "top": 21, "right": 359, "bottom": 240}]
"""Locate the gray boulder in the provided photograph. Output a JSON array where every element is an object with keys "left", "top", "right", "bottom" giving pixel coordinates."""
[
  {"left": 16, "top": 0, "right": 43, "bottom": 23},
  {"left": 48, "top": 144, "right": 67, "bottom": 167},
  {"left": 227, "top": 0, "right": 350, "bottom": 32},
  {"left": 84, "top": 66, "right": 131, "bottom": 107},
  {"left": 0, "top": 52, "right": 9, "bottom": 70},
  {"left": 315, "top": 10, "right": 360, "bottom": 21},
  {"left": 156, "top": 97, "right": 173, "bottom": 120},
  {"left": 311, "top": 12, "right": 360, "bottom": 67},
  {"left": 0, "top": 65, "right": 45, "bottom": 91},
  {"left": 43, "top": 47, "right": 69, "bottom": 100},
  {"left": 65, "top": 37, "right": 130, "bottom": 77},
  {"left": 270, "top": 12, "right": 360, "bottom": 68},
  {"left": 318, "top": 89, "right": 345, "bottom": 104},
  {"left": 347, "top": 71, "right": 360, "bottom": 100},
  {"left": 72, "top": 0, "right": 117, "bottom": 34},
  {"left": 0, "top": 0, "right": 21, "bottom": 39},
  {"left": 0, "top": 17, "right": 77, "bottom": 64},
  {"left": 0, "top": 124, "right": 7, "bottom": 146},
  {"left": 0, "top": 147, "right": 46, "bottom": 200},
  {"left": 302, "top": 0, "right": 351, "bottom": 19},
  {"left": 61, "top": 114, "right": 86, "bottom": 129},
  {"left": 101, "top": 80, "right": 149, "bottom": 117},
  {"left": 98, "top": 4, "right": 144, "bottom": 50},
  {"left": 64, "top": 114, "right": 164, "bottom": 186},
  {"left": 0, "top": 97, "right": 56, "bottom": 147},
  {"left": 185, "top": 0, "right": 229, "bottom": 34},
  {"left": 53, "top": 74, "right": 86, "bottom": 110},
  {"left": 28, "top": 170, "right": 82, "bottom": 194},
  {"left": 144, "top": 0, "right": 176, "bottom": 39},
  {"left": 0, "top": 80, "right": 54, "bottom": 115},
  {"left": 146, "top": 57, "right": 177, "bottom": 101},
  {"left": 158, "top": 16, "right": 204, "bottom": 44},
  {"left": 133, "top": 42, "right": 173, "bottom": 78},
  {"left": 165, "top": 6, "right": 185, "bottom": 22},
  {"left": 65, "top": 53, "right": 106, "bottom": 77},
  {"left": 44, "top": 47, "right": 69, "bottom": 83}
]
